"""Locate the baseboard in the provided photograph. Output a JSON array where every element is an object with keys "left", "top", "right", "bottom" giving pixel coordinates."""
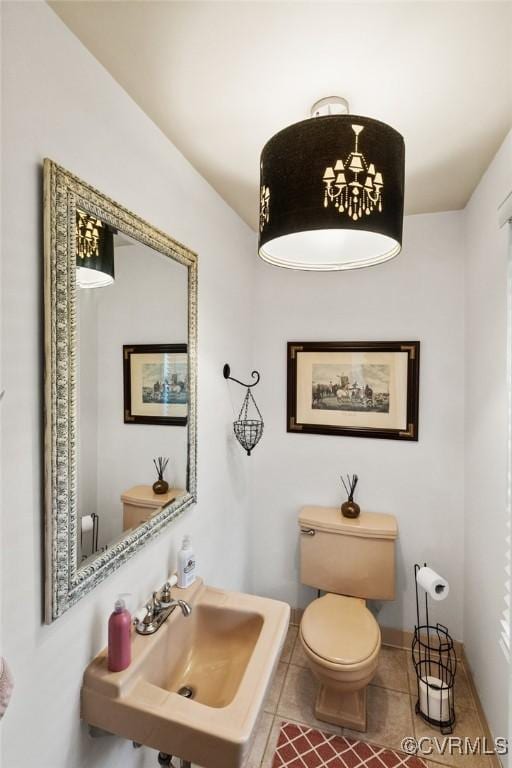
[
  {"left": 461, "top": 648, "right": 503, "bottom": 768},
  {"left": 290, "top": 607, "right": 303, "bottom": 626},
  {"left": 380, "top": 625, "right": 465, "bottom": 659}
]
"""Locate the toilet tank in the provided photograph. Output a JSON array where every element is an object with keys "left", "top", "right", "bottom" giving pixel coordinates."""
[{"left": 299, "top": 506, "right": 398, "bottom": 601}]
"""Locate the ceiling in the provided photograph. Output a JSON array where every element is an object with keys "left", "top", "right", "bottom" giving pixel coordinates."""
[{"left": 49, "top": 1, "right": 512, "bottom": 231}]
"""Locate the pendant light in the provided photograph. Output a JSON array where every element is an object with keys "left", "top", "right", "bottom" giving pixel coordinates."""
[
  {"left": 76, "top": 209, "right": 115, "bottom": 288},
  {"left": 258, "top": 97, "right": 405, "bottom": 271}
]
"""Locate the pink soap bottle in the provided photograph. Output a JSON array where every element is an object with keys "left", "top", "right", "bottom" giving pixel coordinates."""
[{"left": 108, "top": 596, "right": 132, "bottom": 672}]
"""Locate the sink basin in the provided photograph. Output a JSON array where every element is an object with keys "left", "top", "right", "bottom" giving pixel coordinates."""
[
  {"left": 160, "top": 604, "right": 264, "bottom": 708},
  {"left": 81, "top": 579, "right": 289, "bottom": 768}
]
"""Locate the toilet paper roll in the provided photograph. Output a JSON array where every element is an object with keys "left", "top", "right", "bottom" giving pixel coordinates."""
[
  {"left": 419, "top": 676, "right": 451, "bottom": 722},
  {"left": 81, "top": 515, "right": 94, "bottom": 533},
  {"left": 416, "top": 566, "right": 449, "bottom": 601}
]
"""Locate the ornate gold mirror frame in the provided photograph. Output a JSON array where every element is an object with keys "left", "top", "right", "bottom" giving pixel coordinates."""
[{"left": 43, "top": 159, "right": 198, "bottom": 622}]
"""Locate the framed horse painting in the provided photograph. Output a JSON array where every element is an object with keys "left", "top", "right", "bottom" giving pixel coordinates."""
[
  {"left": 123, "top": 343, "right": 188, "bottom": 426},
  {"left": 287, "top": 341, "right": 419, "bottom": 441}
]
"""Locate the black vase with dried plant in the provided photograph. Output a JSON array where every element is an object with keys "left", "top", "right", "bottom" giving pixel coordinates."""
[
  {"left": 152, "top": 456, "right": 170, "bottom": 495},
  {"left": 341, "top": 473, "right": 360, "bottom": 518}
]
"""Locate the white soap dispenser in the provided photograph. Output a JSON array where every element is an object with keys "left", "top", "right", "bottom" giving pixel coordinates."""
[{"left": 177, "top": 534, "right": 196, "bottom": 589}]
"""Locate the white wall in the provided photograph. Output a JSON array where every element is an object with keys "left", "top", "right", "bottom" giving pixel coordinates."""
[
  {"left": 0, "top": 3, "right": 256, "bottom": 767},
  {"left": 250, "top": 211, "right": 466, "bottom": 638},
  {"left": 0, "top": 1, "right": 4, "bottom": 761},
  {"left": 463, "top": 129, "right": 512, "bottom": 747}
]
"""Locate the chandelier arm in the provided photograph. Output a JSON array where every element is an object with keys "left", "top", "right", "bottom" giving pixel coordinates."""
[
  {"left": 365, "top": 189, "right": 381, "bottom": 204},
  {"left": 326, "top": 184, "right": 346, "bottom": 202}
]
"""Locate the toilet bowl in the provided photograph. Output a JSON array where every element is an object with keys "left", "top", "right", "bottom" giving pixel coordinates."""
[
  {"left": 299, "top": 593, "right": 381, "bottom": 731},
  {"left": 298, "top": 506, "right": 398, "bottom": 732}
]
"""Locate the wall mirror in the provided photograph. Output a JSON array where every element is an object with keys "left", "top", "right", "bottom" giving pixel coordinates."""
[{"left": 43, "top": 160, "right": 197, "bottom": 622}]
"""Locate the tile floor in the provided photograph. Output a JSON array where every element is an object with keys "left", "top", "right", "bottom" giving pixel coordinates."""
[{"left": 243, "top": 623, "right": 495, "bottom": 768}]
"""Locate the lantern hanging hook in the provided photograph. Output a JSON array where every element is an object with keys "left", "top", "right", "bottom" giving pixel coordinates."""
[{"left": 223, "top": 364, "right": 261, "bottom": 389}]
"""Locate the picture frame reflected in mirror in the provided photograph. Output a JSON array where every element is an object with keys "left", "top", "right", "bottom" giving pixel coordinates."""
[{"left": 123, "top": 343, "right": 188, "bottom": 426}]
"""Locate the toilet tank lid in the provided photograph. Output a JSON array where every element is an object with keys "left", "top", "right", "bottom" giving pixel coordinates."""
[{"left": 299, "top": 506, "right": 398, "bottom": 540}]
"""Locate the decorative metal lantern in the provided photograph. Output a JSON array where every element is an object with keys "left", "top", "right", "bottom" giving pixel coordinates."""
[
  {"left": 223, "top": 365, "right": 264, "bottom": 456},
  {"left": 258, "top": 96, "right": 405, "bottom": 271}
]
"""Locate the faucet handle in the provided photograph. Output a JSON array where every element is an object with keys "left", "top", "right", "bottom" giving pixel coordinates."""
[
  {"left": 160, "top": 581, "right": 172, "bottom": 605},
  {"left": 151, "top": 591, "right": 162, "bottom": 612},
  {"left": 142, "top": 601, "right": 155, "bottom": 627}
]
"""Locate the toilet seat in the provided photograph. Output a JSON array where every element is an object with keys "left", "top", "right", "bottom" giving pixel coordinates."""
[{"left": 301, "top": 593, "right": 380, "bottom": 668}]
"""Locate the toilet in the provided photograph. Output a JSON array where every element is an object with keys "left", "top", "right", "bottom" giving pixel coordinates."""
[{"left": 298, "top": 506, "right": 398, "bottom": 732}]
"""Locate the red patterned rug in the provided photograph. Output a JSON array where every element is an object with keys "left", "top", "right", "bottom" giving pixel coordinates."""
[{"left": 272, "top": 722, "right": 427, "bottom": 768}]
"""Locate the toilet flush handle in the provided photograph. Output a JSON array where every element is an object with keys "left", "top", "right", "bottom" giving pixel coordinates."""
[{"left": 300, "top": 527, "right": 316, "bottom": 536}]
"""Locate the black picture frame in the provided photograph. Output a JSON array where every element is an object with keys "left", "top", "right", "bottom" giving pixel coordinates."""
[
  {"left": 287, "top": 341, "right": 419, "bottom": 441},
  {"left": 123, "top": 343, "right": 188, "bottom": 426}
]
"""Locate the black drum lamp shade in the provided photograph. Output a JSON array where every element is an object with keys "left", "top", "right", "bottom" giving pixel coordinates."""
[
  {"left": 258, "top": 114, "right": 405, "bottom": 271},
  {"left": 76, "top": 209, "right": 115, "bottom": 288}
]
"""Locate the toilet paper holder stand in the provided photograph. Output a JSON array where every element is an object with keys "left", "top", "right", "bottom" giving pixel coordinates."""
[{"left": 412, "top": 563, "right": 457, "bottom": 734}]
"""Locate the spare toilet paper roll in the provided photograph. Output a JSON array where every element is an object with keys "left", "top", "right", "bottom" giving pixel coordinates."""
[
  {"left": 419, "top": 675, "right": 451, "bottom": 722},
  {"left": 416, "top": 566, "right": 449, "bottom": 601},
  {"left": 81, "top": 515, "right": 94, "bottom": 533}
]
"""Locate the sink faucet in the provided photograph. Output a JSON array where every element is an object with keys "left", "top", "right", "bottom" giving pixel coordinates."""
[{"left": 135, "top": 584, "right": 192, "bottom": 636}]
